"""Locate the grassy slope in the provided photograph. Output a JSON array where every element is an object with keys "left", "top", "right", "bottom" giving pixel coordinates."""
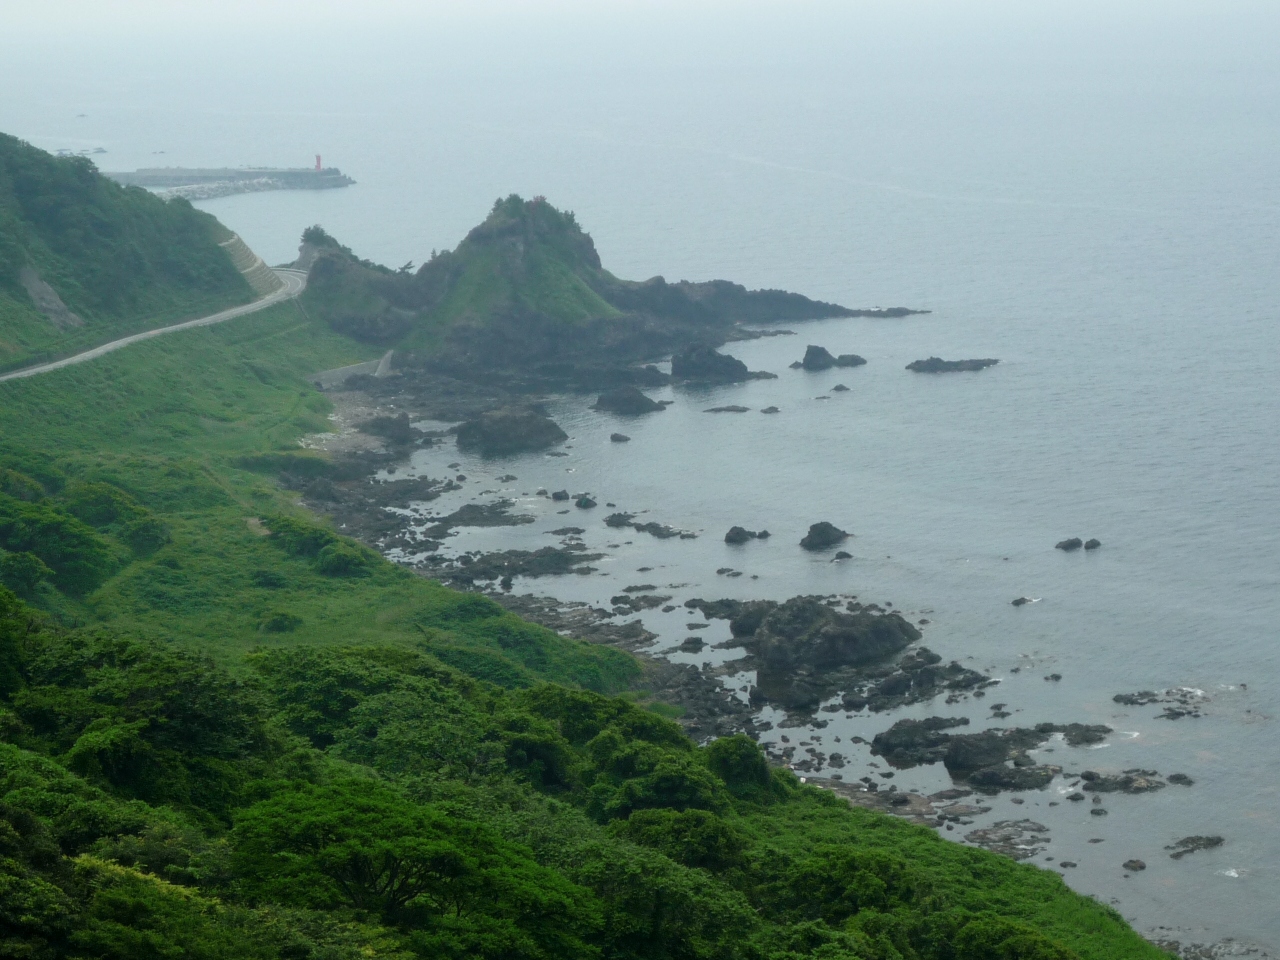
[
  {"left": 0, "top": 133, "right": 254, "bottom": 370},
  {"left": 0, "top": 300, "right": 635, "bottom": 693}
]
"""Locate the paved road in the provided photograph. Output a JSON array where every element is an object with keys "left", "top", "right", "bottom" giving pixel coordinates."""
[{"left": 0, "top": 268, "right": 308, "bottom": 385}]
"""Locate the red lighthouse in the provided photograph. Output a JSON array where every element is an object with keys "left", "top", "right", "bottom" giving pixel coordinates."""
[{"left": 315, "top": 155, "right": 322, "bottom": 172}]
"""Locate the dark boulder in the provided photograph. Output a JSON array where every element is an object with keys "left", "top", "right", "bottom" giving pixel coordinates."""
[
  {"left": 831, "top": 383, "right": 850, "bottom": 392},
  {"left": 1084, "top": 538, "right": 1102, "bottom": 550},
  {"left": 551, "top": 490, "right": 570, "bottom": 501},
  {"left": 1123, "top": 859, "right": 1147, "bottom": 872},
  {"left": 575, "top": 496, "right": 597, "bottom": 509},
  {"left": 610, "top": 433, "right": 631, "bottom": 442},
  {"left": 751, "top": 596, "right": 919, "bottom": 675},
  {"left": 593, "top": 386, "right": 665, "bottom": 415},
  {"left": 1056, "top": 538, "right": 1083, "bottom": 551},
  {"left": 725, "top": 526, "right": 757, "bottom": 545},
  {"left": 833, "top": 550, "right": 852, "bottom": 560},
  {"left": 800, "top": 521, "right": 849, "bottom": 551},
  {"left": 906, "top": 357, "right": 999, "bottom": 373},
  {"left": 455, "top": 407, "right": 568, "bottom": 456},
  {"left": 671, "top": 343, "right": 752, "bottom": 384},
  {"left": 704, "top": 405, "right": 749, "bottom": 413},
  {"left": 1011, "top": 597, "right": 1033, "bottom": 607},
  {"left": 761, "top": 406, "right": 780, "bottom": 414}
]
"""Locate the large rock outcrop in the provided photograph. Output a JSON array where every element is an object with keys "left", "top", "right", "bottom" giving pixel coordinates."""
[{"left": 454, "top": 408, "right": 568, "bottom": 456}]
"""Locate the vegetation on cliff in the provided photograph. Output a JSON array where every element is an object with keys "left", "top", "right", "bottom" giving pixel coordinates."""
[{"left": 0, "top": 133, "right": 253, "bottom": 371}]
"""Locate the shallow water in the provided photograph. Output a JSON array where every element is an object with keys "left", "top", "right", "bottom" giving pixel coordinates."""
[{"left": 3, "top": 2, "right": 1279, "bottom": 949}]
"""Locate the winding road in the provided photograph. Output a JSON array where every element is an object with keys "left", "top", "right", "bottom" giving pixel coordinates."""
[{"left": 0, "top": 268, "right": 307, "bottom": 385}]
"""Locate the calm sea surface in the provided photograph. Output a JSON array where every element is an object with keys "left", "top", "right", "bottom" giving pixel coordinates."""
[{"left": 3, "top": 3, "right": 1278, "bottom": 948}]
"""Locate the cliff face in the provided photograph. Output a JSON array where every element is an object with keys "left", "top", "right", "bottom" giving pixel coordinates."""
[{"left": 301, "top": 195, "right": 859, "bottom": 379}]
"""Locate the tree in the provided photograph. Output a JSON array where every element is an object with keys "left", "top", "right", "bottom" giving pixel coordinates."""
[
  {"left": 231, "top": 778, "right": 601, "bottom": 959},
  {"left": 0, "top": 551, "right": 51, "bottom": 598}
]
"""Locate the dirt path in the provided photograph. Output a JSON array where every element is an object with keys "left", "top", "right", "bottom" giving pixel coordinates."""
[{"left": 0, "top": 268, "right": 307, "bottom": 384}]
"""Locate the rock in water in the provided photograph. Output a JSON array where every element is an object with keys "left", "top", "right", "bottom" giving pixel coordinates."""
[
  {"left": 1011, "top": 597, "right": 1033, "bottom": 607},
  {"left": 906, "top": 357, "right": 999, "bottom": 373},
  {"left": 1166, "top": 836, "right": 1224, "bottom": 860},
  {"left": 551, "top": 490, "right": 570, "bottom": 501},
  {"left": 1056, "top": 538, "right": 1083, "bottom": 551},
  {"left": 1123, "top": 859, "right": 1147, "bottom": 872},
  {"left": 593, "top": 386, "right": 665, "bottom": 415},
  {"left": 455, "top": 408, "right": 568, "bottom": 456},
  {"left": 835, "top": 354, "right": 867, "bottom": 368},
  {"left": 704, "top": 405, "right": 749, "bottom": 413},
  {"left": 671, "top": 343, "right": 752, "bottom": 383},
  {"left": 831, "top": 383, "right": 850, "bottom": 392},
  {"left": 800, "top": 345, "right": 838, "bottom": 370},
  {"left": 1084, "top": 538, "right": 1102, "bottom": 550},
  {"left": 761, "top": 406, "right": 780, "bottom": 414},
  {"left": 610, "top": 433, "right": 631, "bottom": 442},
  {"left": 575, "top": 496, "right": 597, "bottom": 509},
  {"left": 800, "top": 521, "right": 849, "bottom": 551},
  {"left": 724, "top": 526, "right": 758, "bottom": 544}
]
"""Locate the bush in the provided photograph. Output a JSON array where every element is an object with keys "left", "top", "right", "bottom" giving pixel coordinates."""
[
  {"left": 705, "top": 734, "right": 773, "bottom": 801},
  {"left": 261, "top": 514, "right": 335, "bottom": 557},
  {"left": 120, "top": 516, "right": 170, "bottom": 554},
  {"left": 61, "top": 481, "right": 146, "bottom": 528},
  {"left": 258, "top": 612, "right": 303, "bottom": 633},
  {"left": 0, "top": 495, "right": 117, "bottom": 595},
  {"left": 612, "top": 809, "right": 747, "bottom": 871},
  {"left": 314, "top": 541, "right": 369, "bottom": 577}
]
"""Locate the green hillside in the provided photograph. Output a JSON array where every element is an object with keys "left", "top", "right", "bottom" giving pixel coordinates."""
[
  {"left": 0, "top": 133, "right": 254, "bottom": 371},
  {"left": 302, "top": 195, "right": 856, "bottom": 374}
]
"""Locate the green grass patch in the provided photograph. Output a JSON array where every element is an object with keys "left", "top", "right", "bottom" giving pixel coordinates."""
[{"left": 0, "top": 300, "right": 637, "bottom": 693}]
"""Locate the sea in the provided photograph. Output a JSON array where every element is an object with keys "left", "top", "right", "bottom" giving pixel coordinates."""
[{"left": 3, "top": 2, "right": 1278, "bottom": 950}]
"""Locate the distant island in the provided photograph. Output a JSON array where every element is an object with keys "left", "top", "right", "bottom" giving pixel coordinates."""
[{"left": 105, "top": 160, "right": 354, "bottom": 201}]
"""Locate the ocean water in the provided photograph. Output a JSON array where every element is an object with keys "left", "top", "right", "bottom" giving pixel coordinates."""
[{"left": 3, "top": 2, "right": 1279, "bottom": 949}]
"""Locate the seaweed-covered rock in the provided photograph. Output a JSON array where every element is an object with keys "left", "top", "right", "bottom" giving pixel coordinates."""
[
  {"left": 906, "top": 357, "right": 999, "bottom": 373},
  {"left": 593, "top": 386, "right": 665, "bottom": 415},
  {"left": 800, "top": 521, "right": 849, "bottom": 550},
  {"left": 455, "top": 407, "right": 568, "bottom": 455},
  {"left": 1056, "top": 538, "right": 1083, "bottom": 551},
  {"left": 1166, "top": 836, "right": 1224, "bottom": 860}
]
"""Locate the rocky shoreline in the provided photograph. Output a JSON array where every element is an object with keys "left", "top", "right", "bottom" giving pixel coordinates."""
[{"left": 281, "top": 343, "right": 1267, "bottom": 959}]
